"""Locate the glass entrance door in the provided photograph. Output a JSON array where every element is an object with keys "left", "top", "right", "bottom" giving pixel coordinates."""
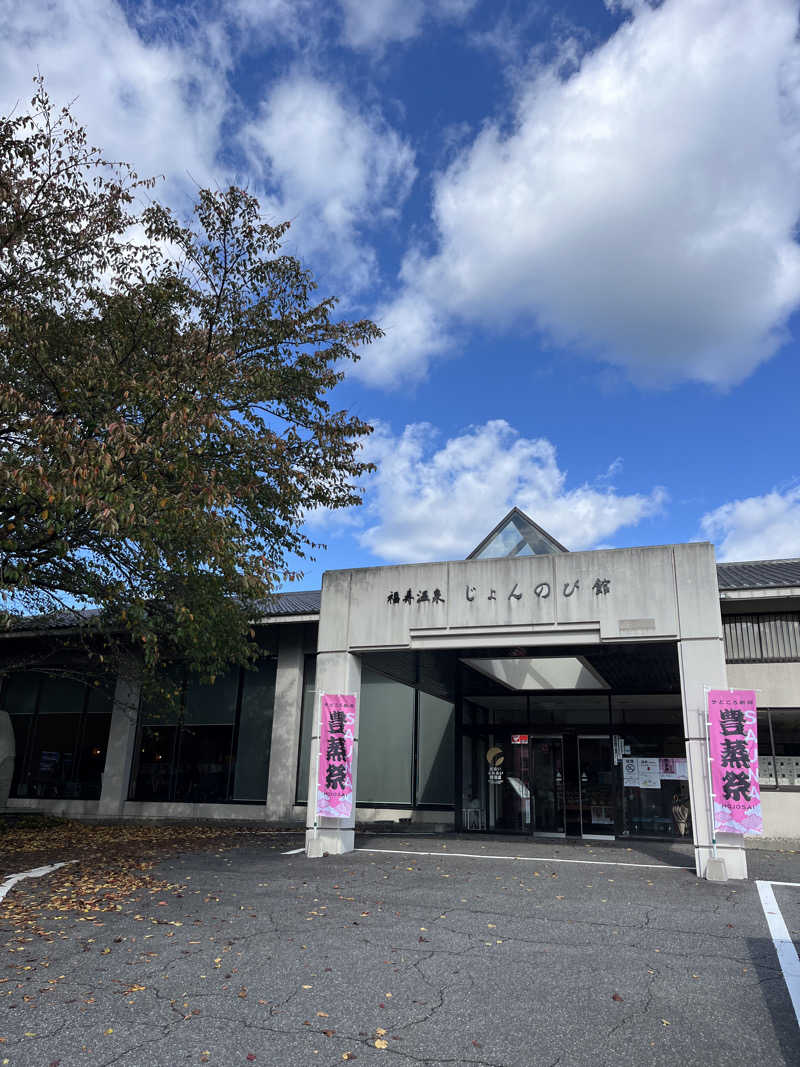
[
  {"left": 464, "top": 732, "right": 566, "bottom": 834},
  {"left": 530, "top": 737, "right": 565, "bottom": 834},
  {"left": 577, "top": 736, "right": 615, "bottom": 836}
]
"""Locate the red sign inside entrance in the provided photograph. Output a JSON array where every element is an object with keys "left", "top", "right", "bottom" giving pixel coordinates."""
[{"left": 511, "top": 734, "right": 529, "bottom": 744}]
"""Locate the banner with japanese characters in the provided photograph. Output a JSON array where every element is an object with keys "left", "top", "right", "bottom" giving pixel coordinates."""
[
  {"left": 316, "top": 693, "right": 357, "bottom": 819},
  {"left": 707, "top": 689, "right": 763, "bottom": 835}
]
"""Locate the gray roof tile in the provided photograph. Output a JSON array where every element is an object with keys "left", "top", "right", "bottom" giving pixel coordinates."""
[
  {"left": 716, "top": 559, "right": 800, "bottom": 590},
  {"left": 254, "top": 590, "right": 321, "bottom": 616},
  {"left": 9, "top": 608, "right": 103, "bottom": 632},
  {"left": 6, "top": 591, "right": 322, "bottom": 634}
]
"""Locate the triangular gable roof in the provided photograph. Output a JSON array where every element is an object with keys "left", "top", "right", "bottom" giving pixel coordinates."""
[{"left": 466, "top": 507, "right": 568, "bottom": 560}]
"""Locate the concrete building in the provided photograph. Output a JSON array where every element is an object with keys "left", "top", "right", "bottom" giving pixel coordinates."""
[{"left": 1, "top": 509, "right": 799, "bottom": 880}]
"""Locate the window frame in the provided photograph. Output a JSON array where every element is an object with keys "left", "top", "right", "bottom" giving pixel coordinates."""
[
  {"left": 128, "top": 659, "right": 277, "bottom": 805},
  {"left": 294, "top": 658, "right": 455, "bottom": 811},
  {"left": 723, "top": 613, "right": 800, "bottom": 663},
  {"left": 756, "top": 707, "right": 800, "bottom": 791},
  {"left": 2, "top": 671, "right": 114, "bottom": 800}
]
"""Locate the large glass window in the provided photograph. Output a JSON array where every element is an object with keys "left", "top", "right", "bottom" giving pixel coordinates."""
[
  {"left": 757, "top": 713, "right": 776, "bottom": 788},
  {"left": 234, "top": 662, "right": 276, "bottom": 801},
  {"left": 357, "top": 667, "right": 415, "bottom": 805},
  {"left": 758, "top": 708, "right": 800, "bottom": 788},
  {"left": 295, "top": 656, "right": 317, "bottom": 804},
  {"left": 416, "top": 692, "right": 454, "bottom": 805},
  {"left": 3, "top": 671, "right": 113, "bottom": 800},
  {"left": 295, "top": 659, "right": 456, "bottom": 810},
  {"left": 129, "top": 659, "right": 277, "bottom": 803}
]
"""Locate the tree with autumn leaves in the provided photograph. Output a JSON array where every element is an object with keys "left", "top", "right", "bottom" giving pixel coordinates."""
[{"left": 0, "top": 79, "right": 379, "bottom": 682}]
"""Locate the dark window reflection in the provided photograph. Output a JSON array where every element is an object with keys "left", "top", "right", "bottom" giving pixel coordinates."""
[
  {"left": 133, "top": 726, "right": 178, "bottom": 801},
  {"left": 3, "top": 672, "right": 113, "bottom": 799},
  {"left": 130, "top": 660, "right": 277, "bottom": 803},
  {"left": 174, "top": 725, "right": 234, "bottom": 802}
]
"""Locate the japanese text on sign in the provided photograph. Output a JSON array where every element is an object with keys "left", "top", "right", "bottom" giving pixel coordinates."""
[
  {"left": 707, "top": 689, "right": 763, "bottom": 836},
  {"left": 385, "top": 578, "right": 613, "bottom": 608},
  {"left": 316, "top": 693, "right": 357, "bottom": 819}
]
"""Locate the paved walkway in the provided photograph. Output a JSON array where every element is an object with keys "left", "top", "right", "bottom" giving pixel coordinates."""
[{"left": 355, "top": 832, "right": 698, "bottom": 870}]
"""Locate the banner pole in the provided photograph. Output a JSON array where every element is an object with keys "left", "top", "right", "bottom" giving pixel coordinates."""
[
  {"left": 703, "top": 686, "right": 718, "bottom": 860},
  {"left": 315, "top": 691, "right": 324, "bottom": 840}
]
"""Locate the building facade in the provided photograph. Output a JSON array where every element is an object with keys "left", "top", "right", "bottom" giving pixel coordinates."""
[{"left": 1, "top": 510, "right": 799, "bottom": 880}]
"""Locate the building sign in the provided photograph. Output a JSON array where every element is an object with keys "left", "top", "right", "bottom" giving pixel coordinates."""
[
  {"left": 511, "top": 734, "right": 529, "bottom": 745},
  {"left": 486, "top": 746, "right": 504, "bottom": 785},
  {"left": 707, "top": 689, "right": 763, "bottom": 836},
  {"left": 316, "top": 693, "right": 357, "bottom": 819},
  {"left": 385, "top": 576, "right": 614, "bottom": 610}
]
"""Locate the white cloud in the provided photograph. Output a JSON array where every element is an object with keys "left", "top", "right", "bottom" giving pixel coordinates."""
[
  {"left": 700, "top": 488, "right": 800, "bottom": 561},
  {"left": 0, "top": 0, "right": 232, "bottom": 202},
  {"left": 358, "top": 290, "right": 452, "bottom": 386},
  {"left": 360, "top": 0, "right": 800, "bottom": 387},
  {"left": 231, "top": 0, "right": 314, "bottom": 37},
  {"left": 242, "top": 73, "right": 416, "bottom": 290},
  {"left": 339, "top": 0, "right": 476, "bottom": 52},
  {"left": 348, "top": 419, "right": 665, "bottom": 562},
  {"left": 0, "top": 4, "right": 418, "bottom": 296}
]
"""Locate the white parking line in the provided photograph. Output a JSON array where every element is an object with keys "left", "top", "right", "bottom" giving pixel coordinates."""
[
  {"left": 282, "top": 847, "right": 305, "bottom": 855},
  {"left": 0, "top": 861, "right": 74, "bottom": 903},
  {"left": 356, "top": 847, "right": 694, "bottom": 870},
  {"left": 756, "top": 880, "right": 800, "bottom": 1028}
]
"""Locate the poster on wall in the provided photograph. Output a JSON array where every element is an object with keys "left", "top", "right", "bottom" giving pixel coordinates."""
[
  {"left": 658, "top": 758, "right": 687, "bottom": 781},
  {"left": 637, "top": 757, "right": 661, "bottom": 789},
  {"left": 659, "top": 757, "right": 679, "bottom": 780},
  {"left": 316, "top": 693, "right": 357, "bottom": 819},
  {"left": 622, "top": 757, "right": 640, "bottom": 787},
  {"left": 707, "top": 689, "right": 763, "bottom": 836}
]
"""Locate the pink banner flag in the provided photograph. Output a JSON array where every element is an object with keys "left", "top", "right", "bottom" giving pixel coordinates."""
[
  {"left": 707, "top": 689, "right": 763, "bottom": 835},
  {"left": 316, "top": 693, "right": 357, "bottom": 818}
]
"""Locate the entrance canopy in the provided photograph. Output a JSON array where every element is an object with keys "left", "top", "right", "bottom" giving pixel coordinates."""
[
  {"left": 361, "top": 641, "right": 682, "bottom": 698},
  {"left": 462, "top": 656, "right": 609, "bottom": 691}
]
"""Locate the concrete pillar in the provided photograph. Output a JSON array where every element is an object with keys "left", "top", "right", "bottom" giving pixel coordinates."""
[
  {"left": 98, "top": 665, "right": 141, "bottom": 817},
  {"left": 265, "top": 625, "right": 305, "bottom": 821},
  {"left": 305, "top": 650, "right": 361, "bottom": 857},
  {"left": 678, "top": 637, "right": 748, "bottom": 880}
]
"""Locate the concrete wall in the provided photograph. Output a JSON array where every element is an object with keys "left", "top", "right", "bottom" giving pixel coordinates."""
[
  {"left": 325, "top": 544, "right": 698, "bottom": 652},
  {"left": 98, "top": 664, "right": 141, "bottom": 816},
  {"left": 726, "top": 662, "right": 800, "bottom": 708},
  {"left": 758, "top": 790, "right": 800, "bottom": 841},
  {"left": 265, "top": 624, "right": 307, "bottom": 822}
]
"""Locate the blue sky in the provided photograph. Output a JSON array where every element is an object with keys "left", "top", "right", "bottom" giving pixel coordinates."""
[{"left": 3, "top": 0, "right": 800, "bottom": 589}]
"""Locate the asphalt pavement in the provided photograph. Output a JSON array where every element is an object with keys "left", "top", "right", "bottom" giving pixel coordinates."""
[{"left": 1, "top": 832, "right": 799, "bottom": 1067}]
